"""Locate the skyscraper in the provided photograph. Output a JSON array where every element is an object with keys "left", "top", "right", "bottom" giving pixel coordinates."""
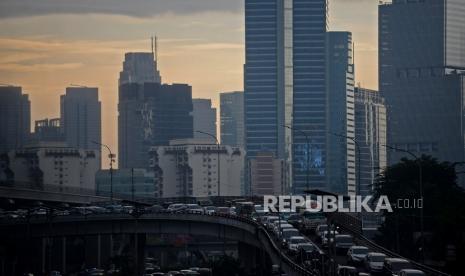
[
  {"left": 60, "top": 86, "right": 101, "bottom": 152},
  {"left": 192, "top": 99, "right": 217, "bottom": 139},
  {"left": 379, "top": 0, "right": 465, "bottom": 167},
  {"left": 245, "top": 0, "right": 328, "bottom": 193},
  {"left": 119, "top": 52, "right": 161, "bottom": 85},
  {"left": 220, "top": 91, "right": 244, "bottom": 147},
  {"left": 326, "top": 31, "right": 356, "bottom": 195},
  {"left": 118, "top": 82, "right": 193, "bottom": 169},
  {"left": 354, "top": 87, "right": 387, "bottom": 196},
  {"left": 0, "top": 85, "right": 30, "bottom": 154}
]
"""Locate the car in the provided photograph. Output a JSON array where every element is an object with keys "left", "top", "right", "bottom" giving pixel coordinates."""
[
  {"left": 334, "top": 234, "right": 353, "bottom": 254},
  {"left": 383, "top": 258, "right": 411, "bottom": 276},
  {"left": 297, "top": 243, "right": 317, "bottom": 262},
  {"left": 347, "top": 246, "right": 369, "bottom": 264},
  {"left": 272, "top": 221, "right": 293, "bottom": 236},
  {"left": 315, "top": 224, "right": 328, "bottom": 240},
  {"left": 321, "top": 230, "right": 339, "bottom": 247},
  {"left": 263, "top": 216, "right": 280, "bottom": 230},
  {"left": 281, "top": 228, "right": 300, "bottom": 246},
  {"left": 287, "top": 213, "right": 302, "bottom": 227},
  {"left": 167, "top": 203, "right": 187, "bottom": 213},
  {"left": 300, "top": 210, "right": 326, "bottom": 233},
  {"left": 185, "top": 204, "right": 204, "bottom": 214},
  {"left": 364, "top": 252, "right": 386, "bottom": 272},
  {"left": 287, "top": 236, "right": 308, "bottom": 254},
  {"left": 337, "top": 265, "right": 357, "bottom": 276},
  {"left": 203, "top": 206, "right": 217, "bottom": 215},
  {"left": 229, "top": 206, "right": 236, "bottom": 215},
  {"left": 216, "top": 206, "right": 231, "bottom": 215},
  {"left": 398, "top": 269, "right": 425, "bottom": 276},
  {"left": 145, "top": 204, "right": 164, "bottom": 213}
]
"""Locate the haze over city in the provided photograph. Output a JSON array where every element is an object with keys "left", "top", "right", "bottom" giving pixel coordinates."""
[{"left": 0, "top": 0, "right": 378, "bottom": 167}]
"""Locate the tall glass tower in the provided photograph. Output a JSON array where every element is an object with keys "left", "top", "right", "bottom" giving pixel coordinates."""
[
  {"left": 379, "top": 0, "right": 465, "bottom": 171},
  {"left": 245, "top": 0, "right": 328, "bottom": 194}
]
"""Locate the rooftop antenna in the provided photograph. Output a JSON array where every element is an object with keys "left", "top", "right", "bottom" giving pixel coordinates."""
[
  {"left": 154, "top": 35, "right": 158, "bottom": 62},
  {"left": 151, "top": 36, "right": 154, "bottom": 55}
]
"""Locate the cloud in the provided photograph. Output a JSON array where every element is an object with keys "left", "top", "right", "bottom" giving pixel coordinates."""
[
  {"left": 0, "top": 62, "right": 83, "bottom": 72},
  {"left": 0, "top": 0, "right": 243, "bottom": 19}
]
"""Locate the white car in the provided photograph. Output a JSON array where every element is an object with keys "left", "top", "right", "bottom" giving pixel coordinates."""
[
  {"left": 287, "top": 236, "right": 307, "bottom": 254},
  {"left": 272, "top": 222, "right": 293, "bottom": 236},
  {"left": 364, "top": 252, "right": 386, "bottom": 272},
  {"left": 203, "top": 206, "right": 217, "bottom": 215},
  {"left": 347, "top": 246, "right": 369, "bottom": 264},
  {"left": 185, "top": 204, "right": 204, "bottom": 214},
  {"left": 399, "top": 269, "right": 425, "bottom": 276}
]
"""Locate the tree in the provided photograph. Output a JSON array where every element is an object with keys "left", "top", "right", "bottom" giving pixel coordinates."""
[{"left": 373, "top": 155, "right": 465, "bottom": 272}]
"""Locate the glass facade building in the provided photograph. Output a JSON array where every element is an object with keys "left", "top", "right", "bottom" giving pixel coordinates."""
[
  {"left": 326, "top": 32, "right": 356, "bottom": 195},
  {"left": 245, "top": 0, "right": 328, "bottom": 194},
  {"left": 118, "top": 82, "right": 193, "bottom": 169},
  {"left": 0, "top": 86, "right": 30, "bottom": 154},
  {"left": 379, "top": 0, "right": 465, "bottom": 171},
  {"left": 354, "top": 87, "right": 387, "bottom": 196},
  {"left": 220, "top": 91, "right": 244, "bottom": 147}
]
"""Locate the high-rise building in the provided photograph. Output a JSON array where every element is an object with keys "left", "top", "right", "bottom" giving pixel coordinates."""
[
  {"left": 118, "top": 82, "right": 193, "bottom": 169},
  {"left": 192, "top": 99, "right": 217, "bottom": 139},
  {"left": 379, "top": 0, "right": 465, "bottom": 168},
  {"left": 7, "top": 142, "right": 100, "bottom": 190},
  {"left": 250, "top": 151, "right": 287, "bottom": 196},
  {"left": 326, "top": 32, "right": 356, "bottom": 195},
  {"left": 60, "top": 87, "right": 101, "bottom": 152},
  {"left": 149, "top": 138, "right": 244, "bottom": 197},
  {"left": 354, "top": 87, "right": 387, "bottom": 196},
  {"left": 220, "top": 91, "right": 244, "bottom": 147},
  {"left": 0, "top": 85, "right": 30, "bottom": 154},
  {"left": 245, "top": 0, "right": 328, "bottom": 193},
  {"left": 119, "top": 52, "right": 161, "bottom": 85},
  {"left": 32, "top": 118, "right": 64, "bottom": 143}
]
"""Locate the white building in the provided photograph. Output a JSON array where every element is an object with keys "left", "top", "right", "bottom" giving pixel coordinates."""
[
  {"left": 7, "top": 142, "right": 100, "bottom": 191},
  {"left": 149, "top": 138, "right": 245, "bottom": 198}
]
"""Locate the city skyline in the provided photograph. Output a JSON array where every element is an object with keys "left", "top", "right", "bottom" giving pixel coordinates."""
[{"left": 0, "top": 0, "right": 379, "bottom": 167}]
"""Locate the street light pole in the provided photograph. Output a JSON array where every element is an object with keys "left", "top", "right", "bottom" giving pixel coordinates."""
[
  {"left": 283, "top": 125, "right": 310, "bottom": 193},
  {"left": 195, "top": 131, "right": 221, "bottom": 197},
  {"left": 92, "top": 141, "right": 115, "bottom": 203},
  {"left": 329, "top": 132, "right": 361, "bottom": 195},
  {"left": 382, "top": 144, "right": 423, "bottom": 262}
]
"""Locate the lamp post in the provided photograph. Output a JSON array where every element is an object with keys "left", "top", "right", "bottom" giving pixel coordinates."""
[
  {"left": 92, "top": 141, "right": 115, "bottom": 203},
  {"left": 382, "top": 144, "right": 423, "bottom": 262},
  {"left": 283, "top": 125, "right": 311, "bottom": 193},
  {"left": 195, "top": 131, "right": 221, "bottom": 197},
  {"left": 329, "top": 132, "right": 361, "bottom": 195}
]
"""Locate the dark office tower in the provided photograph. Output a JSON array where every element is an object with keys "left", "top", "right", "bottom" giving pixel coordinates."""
[
  {"left": 119, "top": 52, "right": 161, "bottom": 85},
  {"left": 0, "top": 85, "right": 30, "bottom": 153},
  {"left": 192, "top": 99, "right": 217, "bottom": 139},
  {"left": 245, "top": 0, "right": 328, "bottom": 193},
  {"left": 220, "top": 91, "right": 244, "bottom": 147},
  {"left": 60, "top": 87, "right": 101, "bottom": 151},
  {"left": 354, "top": 87, "right": 387, "bottom": 196},
  {"left": 326, "top": 32, "right": 356, "bottom": 195},
  {"left": 379, "top": 0, "right": 465, "bottom": 168},
  {"left": 118, "top": 82, "right": 193, "bottom": 169},
  {"left": 32, "top": 118, "right": 64, "bottom": 143}
]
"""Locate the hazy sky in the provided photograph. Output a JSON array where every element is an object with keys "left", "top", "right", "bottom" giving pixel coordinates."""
[{"left": 0, "top": 0, "right": 378, "bottom": 168}]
